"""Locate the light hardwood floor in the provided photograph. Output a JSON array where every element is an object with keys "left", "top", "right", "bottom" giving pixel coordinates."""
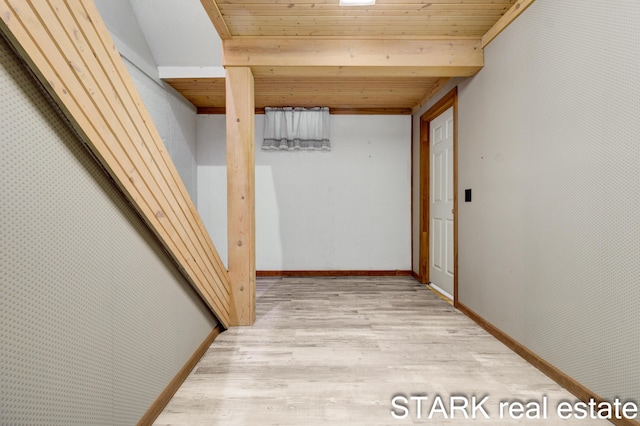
[{"left": 154, "top": 277, "right": 609, "bottom": 425}]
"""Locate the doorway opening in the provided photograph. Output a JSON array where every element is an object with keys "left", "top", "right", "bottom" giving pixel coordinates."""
[{"left": 418, "top": 87, "right": 458, "bottom": 306}]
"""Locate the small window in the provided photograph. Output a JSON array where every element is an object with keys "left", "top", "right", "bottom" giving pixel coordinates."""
[{"left": 262, "top": 107, "right": 330, "bottom": 151}]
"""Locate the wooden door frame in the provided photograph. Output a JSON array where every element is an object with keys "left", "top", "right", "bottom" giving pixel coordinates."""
[{"left": 418, "top": 87, "right": 458, "bottom": 306}]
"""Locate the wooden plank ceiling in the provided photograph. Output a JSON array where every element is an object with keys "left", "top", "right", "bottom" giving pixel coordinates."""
[
  {"left": 217, "top": 0, "right": 514, "bottom": 38},
  {"left": 166, "top": 0, "right": 525, "bottom": 114}
]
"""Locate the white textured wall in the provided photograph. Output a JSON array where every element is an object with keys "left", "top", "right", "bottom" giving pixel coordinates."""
[
  {"left": 129, "top": 0, "right": 223, "bottom": 67},
  {"left": 95, "top": 0, "right": 199, "bottom": 204},
  {"left": 198, "top": 115, "right": 412, "bottom": 271},
  {"left": 455, "top": 0, "right": 639, "bottom": 404},
  {"left": 93, "top": 0, "right": 157, "bottom": 77},
  {"left": 124, "top": 60, "right": 198, "bottom": 203},
  {"left": 0, "top": 37, "right": 216, "bottom": 425}
]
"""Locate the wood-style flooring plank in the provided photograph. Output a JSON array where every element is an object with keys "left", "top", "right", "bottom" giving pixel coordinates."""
[{"left": 154, "top": 277, "right": 610, "bottom": 425}]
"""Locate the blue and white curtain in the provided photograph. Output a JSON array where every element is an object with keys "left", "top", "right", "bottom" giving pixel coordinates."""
[{"left": 262, "top": 107, "right": 331, "bottom": 151}]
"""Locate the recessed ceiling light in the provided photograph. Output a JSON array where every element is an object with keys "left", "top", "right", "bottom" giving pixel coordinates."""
[{"left": 340, "top": 0, "right": 375, "bottom": 6}]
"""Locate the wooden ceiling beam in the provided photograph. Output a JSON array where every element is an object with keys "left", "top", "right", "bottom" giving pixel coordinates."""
[
  {"left": 223, "top": 38, "right": 483, "bottom": 77},
  {"left": 482, "top": 0, "right": 536, "bottom": 47},
  {"left": 200, "top": 0, "right": 233, "bottom": 40},
  {"left": 251, "top": 66, "right": 479, "bottom": 78},
  {"left": 412, "top": 77, "right": 452, "bottom": 113},
  {"left": 219, "top": 4, "right": 512, "bottom": 14}
]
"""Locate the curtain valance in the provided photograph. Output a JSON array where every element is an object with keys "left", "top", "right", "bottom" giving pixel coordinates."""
[{"left": 262, "top": 107, "right": 330, "bottom": 151}]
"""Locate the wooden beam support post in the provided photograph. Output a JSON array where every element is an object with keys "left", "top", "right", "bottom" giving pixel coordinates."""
[{"left": 226, "top": 67, "right": 256, "bottom": 326}]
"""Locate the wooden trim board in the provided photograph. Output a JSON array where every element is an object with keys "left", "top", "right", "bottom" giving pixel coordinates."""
[
  {"left": 482, "top": 0, "right": 536, "bottom": 48},
  {"left": 137, "top": 325, "right": 223, "bottom": 425},
  {"left": 457, "top": 303, "right": 640, "bottom": 426},
  {"left": 418, "top": 87, "right": 459, "bottom": 305},
  {"left": 412, "top": 77, "right": 451, "bottom": 114},
  {"left": 427, "top": 284, "right": 453, "bottom": 305},
  {"left": 327, "top": 108, "right": 412, "bottom": 115},
  {"left": 412, "top": 272, "right": 453, "bottom": 305},
  {"left": 418, "top": 109, "right": 430, "bottom": 283},
  {"left": 197, "top": 107, "right": 411, "bottom": 115},
  {"left": 257, "top": 270, "right": 413, "bottom": 278},
  {"left": 410, "top": 113, "right": 415, "bottom": 273},
  {"left": 199, "top": 0, "right": 232, "bottom": 40}
]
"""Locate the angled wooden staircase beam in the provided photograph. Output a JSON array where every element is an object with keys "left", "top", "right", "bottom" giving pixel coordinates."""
[{"left": 0, "top": 0, "right": 231, "bottom": 328}]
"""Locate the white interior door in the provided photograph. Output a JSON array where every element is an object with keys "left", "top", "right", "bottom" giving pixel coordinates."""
[{"left": 429, "top": 106, "right": 454, "bottom": 298}]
